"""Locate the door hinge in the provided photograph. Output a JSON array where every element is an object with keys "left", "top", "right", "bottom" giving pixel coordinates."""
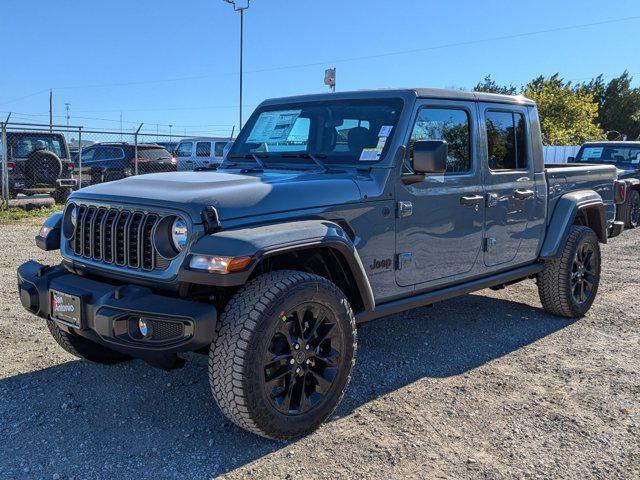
[
  {"left": 484, "top": 237, "right": 497, "bottom": 253},
  {"left": 397, "top": 201, "right": 413, "bottom": 218},
  {"left": 396, "top": 252, "right": 413, "bottom": 270}
]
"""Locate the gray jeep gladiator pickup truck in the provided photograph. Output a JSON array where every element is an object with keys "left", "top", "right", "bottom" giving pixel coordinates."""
[{"left": 18, "top": 88, "right": 625, "bottom": 439}]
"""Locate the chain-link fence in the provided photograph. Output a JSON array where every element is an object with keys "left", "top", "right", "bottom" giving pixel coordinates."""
[{"left": 0, "top": 121, "right": 233, "bottom": 209}]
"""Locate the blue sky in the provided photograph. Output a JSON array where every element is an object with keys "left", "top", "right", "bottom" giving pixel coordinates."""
[{"left": 1, "top": 0, "right": 638, "bottom": 136}]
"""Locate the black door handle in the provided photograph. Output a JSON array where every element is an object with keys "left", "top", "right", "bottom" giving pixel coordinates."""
[
  {"left": 460, "top": 194, "right": 484, "bottom": 206},
  {"left": 514, "top": 189, "right": 534, "bottom": 200}
]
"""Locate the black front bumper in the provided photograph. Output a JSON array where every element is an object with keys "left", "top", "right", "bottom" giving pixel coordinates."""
[{"left": 17, "top": 261, "right": 217, "bottom": 364}]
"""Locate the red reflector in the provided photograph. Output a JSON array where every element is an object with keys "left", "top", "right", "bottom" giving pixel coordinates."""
[
  {"left": 66, "top": 162, "right": 74, "bottom": 170},
  {"left": 7, "top": 162, "right": 15, "bottom": 171}
]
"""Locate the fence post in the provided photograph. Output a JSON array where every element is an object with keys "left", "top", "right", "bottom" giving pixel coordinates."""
[
  {"left": 134, "top": 123, "right": 143, "bottom": 176},
  {"left": 78, "top": 127, "right": 83, "bottom": 189},
  {"left": 1, "top": 122, "right": 7, "bottom": 209}
]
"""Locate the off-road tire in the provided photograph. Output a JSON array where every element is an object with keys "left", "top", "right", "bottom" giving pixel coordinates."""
[
  {"left": 53, "top": 187, "right": 72, "bottom": 204},
  {"left": 46, "top": 319, "right": 131, "bottom": 364},
  {"left": 209, "top": 270, "right": 357, "bottom": 439},
  {"left": 537, "top": 225, "right": 601, "bottom": 318},
  {"left": 618, "top": 189, "right": 640, "bottom": 229}
]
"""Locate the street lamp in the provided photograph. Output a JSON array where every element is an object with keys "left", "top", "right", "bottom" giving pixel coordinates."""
[{"left": 223, "top": 0, "right": 251, "bottom": 131}]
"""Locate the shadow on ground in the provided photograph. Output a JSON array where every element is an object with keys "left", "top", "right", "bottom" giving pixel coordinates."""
[{"left": 0, "top": 292, "right": 573, "bottom": 478}]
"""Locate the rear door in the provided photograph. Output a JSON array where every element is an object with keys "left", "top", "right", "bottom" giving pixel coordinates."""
[
  {"left": 480, "top": 105, "right": 538, "bottom": 267},
  {"left": 175, "top": 141, "right": 194, "bottom": 171},
  {"left": 194, "top": 141, "right": 213, "bottom": 170},
  {"left": 395, "top": 100, "right": 485, "bottom": 288},
  {"left": 213, "top": 141, "right": 227, "bottom": 164}
]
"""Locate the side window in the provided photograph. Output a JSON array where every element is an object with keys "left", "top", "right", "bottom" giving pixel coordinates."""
[
  {"left": 485, "top": 111, "right": 528, "bottom": 170},
  {"left": 80, "top": 148, "right": 95, "bottom": 161},
  {"left": 409, "top": 108, "right": 471, "bottom": 174},
  {"left": 214, "top": 142, "right": 226, "bottom": 157},
  {"left": 176, "top": 142, "right": 193, "bottom": 157},
  {"left": 196, "top": 142, "right": 211, "bottom": 157}
]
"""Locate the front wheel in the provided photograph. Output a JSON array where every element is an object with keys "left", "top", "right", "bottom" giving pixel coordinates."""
[
  {"left": 537, "top": 225, "right": 601, "bottom": 318},
  {"left": 209, "top": 270, "right": 356, "bottom": 439}
]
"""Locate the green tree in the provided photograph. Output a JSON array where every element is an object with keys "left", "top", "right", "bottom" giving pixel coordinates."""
[
  {"left": 474, "top": 75, "right": 519, "bottom": 95},
  {"left": 599, "top": 71, "right": 640, "bottom": 140},
  {"left": 523, "top": 74, "right": 604, "bottom": 145}
]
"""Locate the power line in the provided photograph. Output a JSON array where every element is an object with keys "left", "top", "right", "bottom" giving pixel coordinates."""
[{"left": 5, "top": 15, "right": 639, "bottom": 96}]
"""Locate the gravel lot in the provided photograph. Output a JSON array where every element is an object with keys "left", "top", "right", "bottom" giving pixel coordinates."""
[{"left": 1, "top": 222, "right": 638, "bottom": 479}]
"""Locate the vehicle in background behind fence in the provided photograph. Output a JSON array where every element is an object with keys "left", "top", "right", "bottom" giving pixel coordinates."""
[
  {"left": 0, "top": 129, "right": 76, "bottom": 203},
  {"left": 543, "top": 145, "right": 581, "bottom": 164},
  {"left": 570, "top": 141, "right": 640, "bottom": 228},
  {"left": 0, "top": 122, "right": 232, "bottom": 208},
  {"left": 175, "top": 137, "right": 232, "bottom": 171},
  {"left": 73, "top": 142, "right": 175, "bottom": 187}
]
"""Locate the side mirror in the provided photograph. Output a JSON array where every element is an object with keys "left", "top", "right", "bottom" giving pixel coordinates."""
[
  {"left": 567, "top": 156, "right": 576, "bottom": 163},
  {"left": 411, "top": 140, "right": 448, "bottom": 174}
]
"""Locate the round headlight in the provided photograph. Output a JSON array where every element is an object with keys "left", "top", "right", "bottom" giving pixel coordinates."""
[
  {"left": 63, "top": 203, "right": 77, "bottom": 239},
  {"left": 171, "top": 217, "right": 188, "bottom": 251}
]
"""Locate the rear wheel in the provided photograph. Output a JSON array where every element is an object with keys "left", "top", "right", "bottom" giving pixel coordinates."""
[
  {"left": 537, "top": 225, "right": 601, "bottom": 318},
  {"left": 209, "top": 270, "right": 356, "bottom": 439},
  {"left": 619, "top": 189, "right": 640, "bottom": 229},
  {"left": 46, "top": 319, "right": 131, "bottom": 364}
]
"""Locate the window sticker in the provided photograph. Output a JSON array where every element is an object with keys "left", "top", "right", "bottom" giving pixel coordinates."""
[
  {"left": 359, "top": 148, "right": 383, "bottom": 161},
  {"left": 378, "top": 125, "right": 393, "bottom": 138},
  {"left": 582, "top": 147, "right": 603, "bottom": 159},
  {"left": 376, "top": 137, "right": 387, "bottom": 149},
  {"left": 247, "top": 110, "right": 302, "bottom": 144}
]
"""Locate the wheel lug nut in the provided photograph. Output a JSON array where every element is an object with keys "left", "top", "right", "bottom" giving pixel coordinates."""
[
  {"left": 296, "top": 367, "right": 301, "bottom": 374},
  {"left": 306, "top": 359, "right": 310, "bottom": 365},
  {"left": 289, "top": 359, "right": 295, "bottom": 365},
  {"left": 294, "top": 344, "right": 300, "bottom": 350},
  {"left": 305, "top": 345, "right": 309, "bottom": 350}
]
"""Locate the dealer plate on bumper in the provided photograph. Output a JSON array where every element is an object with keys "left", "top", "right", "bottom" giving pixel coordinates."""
[{"left": 50, "top": 290, "right": 82, "bottom": 327}]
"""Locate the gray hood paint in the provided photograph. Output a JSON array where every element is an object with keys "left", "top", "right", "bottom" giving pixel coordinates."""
[{"left": 69, "top": 170, "right": 363, "bottom": 223}]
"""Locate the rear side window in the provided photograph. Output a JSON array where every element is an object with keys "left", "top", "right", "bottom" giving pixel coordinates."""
[
  {"left": 485, "top": 111, "right": 528, "bottom": 170},
  {"left": 196, "top": 142, "right": 211, "bottom": 156},
  {"left": 176, "top": 142, "right": 193, "bottom": 157},
  {"left": 139, "top": 147, "right": 171, "bottom": 160},
  {"left": 214, "top": 142, "right": 226, "bottom": 157},
  {"left": 409, "top": 108, "right": 471, "bottom": 174}
]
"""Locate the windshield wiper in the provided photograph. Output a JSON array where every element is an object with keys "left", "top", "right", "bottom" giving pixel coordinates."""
[
  {"left": 229, "top": 153, "right": 268, "bottom": 169},
  {"left": 281, "top": 153, "right": 334, "bottom": 172}
]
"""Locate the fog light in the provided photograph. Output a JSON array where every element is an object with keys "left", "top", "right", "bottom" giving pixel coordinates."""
[{"left": 138, "top": 318, "right": 150, "bottom": 337}]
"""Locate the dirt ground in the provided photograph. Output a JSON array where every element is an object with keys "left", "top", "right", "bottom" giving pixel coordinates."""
[{"left": 0, "top": 223, "right": 638, "bottom": 480}]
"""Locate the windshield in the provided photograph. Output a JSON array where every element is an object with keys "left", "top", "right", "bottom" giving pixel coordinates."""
[
  {"left": 5, "top": 133, "right": 68, "bottom": 159},
  {"left": 229, "top": 99, "right": 403, "bottom": 165},
  {"left": 576, "top": 145, "right": 640, "bottom": 165}
]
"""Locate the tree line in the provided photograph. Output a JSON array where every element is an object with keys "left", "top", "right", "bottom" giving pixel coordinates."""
[{"left": 474, "top": 72, "right": 640, "bottom": 146}]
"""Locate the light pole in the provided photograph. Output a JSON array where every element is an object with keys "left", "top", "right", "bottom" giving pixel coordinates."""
[{"left": 223, "top": 0, "right": 250, "bottom": 131}]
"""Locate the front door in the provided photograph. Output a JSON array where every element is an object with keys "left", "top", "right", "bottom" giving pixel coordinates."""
[
  {"left": 480, "top": 105, "right": 537, "bottom": 267},
  {"left": 195, "top": 141, "right": 213, "bottom": 170},
  {"left": 395, "top": 100, "right": 485, "bottom": 288}
]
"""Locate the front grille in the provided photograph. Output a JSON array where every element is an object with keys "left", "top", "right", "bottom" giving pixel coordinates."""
[{"left": 70, "top": 205, "right": 164, "bottom": 271}]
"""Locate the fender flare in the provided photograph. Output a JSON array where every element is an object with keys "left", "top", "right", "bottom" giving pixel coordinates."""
[
  {"left": 539, "top": 190, "right": 606, "bottom": 259},
  {"left": 185, "top": 219, "right": 375, "bottom": 311}
]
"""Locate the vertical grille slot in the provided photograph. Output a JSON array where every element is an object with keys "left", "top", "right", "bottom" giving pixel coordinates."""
[
  {"left": 141, "top": 214, "right": 158, "bottom": 271},
  {"left": 114, "top": 211, "right": 130, "bottom": 266},
  {"left": 127, "top": 212, "right": 144, "bottom": 268},
  {"left": 68, "top": 205, "right": 167, "bottom": 272},
  {"left": 102, "top": 210, "right": 117, "bottom": 263}
]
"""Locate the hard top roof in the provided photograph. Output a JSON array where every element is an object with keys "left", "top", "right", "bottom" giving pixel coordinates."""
[
  {"left": 259, "top": 88, "right": 535, "bottom": 107},
  {"left": 582, "top": 141, "right": 640, "bottom": 146}
]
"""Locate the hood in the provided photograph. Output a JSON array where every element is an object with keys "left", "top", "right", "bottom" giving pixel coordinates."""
[
  {"left": 69, "top": 170, "right": 363, "bottom": 223},
  {"left": 617, "top": 166, "right": 640, "bottom": 179}
]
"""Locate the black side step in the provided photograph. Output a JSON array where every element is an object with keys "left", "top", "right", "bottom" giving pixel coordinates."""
[{"left": 356, "top": 263, "right": 543, "bottom": 324}]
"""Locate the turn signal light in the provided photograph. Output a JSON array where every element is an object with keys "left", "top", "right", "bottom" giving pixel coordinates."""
[{"left": 189, "top": 255, "right": 252, "bottom": 274}]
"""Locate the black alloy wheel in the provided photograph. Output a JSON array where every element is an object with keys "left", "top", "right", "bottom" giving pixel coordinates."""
[
  {"left": 262, "top": 303, "right": 342, "bottom": 415},
  {"left": 571, "top": 242, "right": 596, "bottom": 305}
]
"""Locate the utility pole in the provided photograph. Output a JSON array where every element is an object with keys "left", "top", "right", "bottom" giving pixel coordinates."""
[
  {"left": 65, "top": 103, "right": 71, "bottom": 130},
  {"left": 49, "top": 89, "right": 53, "bottom": 132},
  {"left": 223, "top": 0, "right": 251, "bottom": 130}
]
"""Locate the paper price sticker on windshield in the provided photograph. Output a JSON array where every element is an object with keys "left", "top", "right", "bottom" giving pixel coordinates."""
[
  {"left": 360, "top": 148, "right": 382, "bottom": 161},
  {"left": 378, "top": 125, "right": 393, "bottom": 138}
]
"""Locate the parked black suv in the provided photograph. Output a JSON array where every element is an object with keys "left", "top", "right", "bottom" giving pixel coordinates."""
[
  {"left": 571, "top": 141, "right": 640, "bottom": 228},
  {"left": 74, "top": 143, "right": 176, "bottom": 186},
  {"left": 2, "top": 131, "right": 76, "bottom": 203}
]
